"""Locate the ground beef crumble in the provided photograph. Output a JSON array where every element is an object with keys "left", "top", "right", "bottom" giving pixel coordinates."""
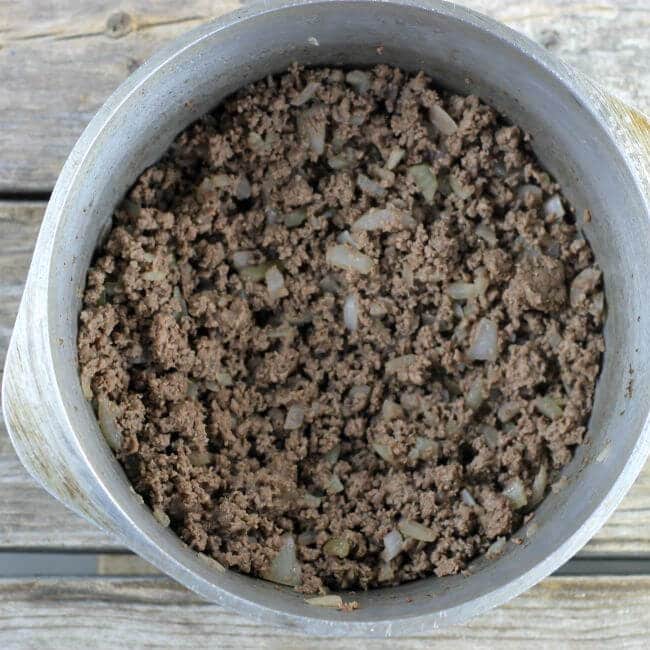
[{"left": 78, "top": 64, "right": 604, "bottom": 594}]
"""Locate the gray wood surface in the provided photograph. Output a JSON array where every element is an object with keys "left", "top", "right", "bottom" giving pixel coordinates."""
[
  {"left": 1, "top": 0, "right": 650, "bottom": 191},
  {"left": 1, "top": 575, "right": 649, "bottom": 648}
]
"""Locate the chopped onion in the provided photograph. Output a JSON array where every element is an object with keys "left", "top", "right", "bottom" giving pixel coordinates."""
[
  {"left": 305, "top": 594, "right": 343, "bottom": 608},
  {"left": 448, "top": 282, "right": 479, "bottom": 301},
  {"left": 267, "top": 324, "right": 296, "bottom": 339},
  {"left": 283, "top": 207, "right": 308, "bottom": 228},
  {"left": 324, "top": 444, "right": 341, "bottom": 465},
  {"left": 292, "top": 81, "right": 321, "bottom": 106},
  {"left": 298, "top": 106, "right": 326, "bottom": 155},
  {"left": 323, "top": 537, "right": 351, "bottom": 558},
  {"left": 570, "top": 267, "right": 601, "bottom": 308},
  {"left": 465, "top": 377, "right": 485, "bottom": 410},
  {"left": 476, "top": 223, "right": 498, "bottom": 247},
  {"left": 407, "top": 436, "right": 436, "bottom": 462},
  {"left": 352, "top": 207, "right": 415, "bottom": 232},
  {"left": 232, "top": 250, "right": 256, "bottom": 270},
  {"left": 336, "top": 230, "right": 358, "bottom": 248},
  {"left": 449, "top": 175, "right": 473, "bottom": 199},
  {"left": 142, "top": 271, "right": 165, "bottom": 282},
  {"left": 186, "top": 380, "right": 199, "bottom": 398},
  {"left": 263, "top": 535, "right": 302, "bottom": 586},
  {"left": 385, "top": 354, "right": 419, "bottom": 375},
  {"left": 284, "top": 404, "right": 305, "bottom": 430},
  {"left": 385, "top": 147, "right": 405, "bottom": 170},
  {"left": 372, "top": 443, "right": 395, "bottom": 463},
  {"left": 517, "top": 184, "right": 543, "bottom": 206},
  {"left": 319, "top": 274, "right": 341, "bottom": 294},
  {"left": 497, "top": 401, "right": 520, "bottom": 423},
  {"left": 543, "top": 194, "right": 565, "bottom": 218},
  {"left": 80, "top": 370, "right": 93, "bottom": 400},
  {"left": 327, "top": 474, "right": 344, "bottom": 494},
  {"left": 408, "top": 164, "right": 438, "bottom": 204},
  {"left": 97, "top": 397, "right": 123, "bottom": 451},
  {"left": 429, "top": 104, "right": 458, "bottom": 135},
  {"left": 398, "top": 519, "right": 438, "bottom": 542},
  {"left": 172, "top": 286, "right": 188, "bottom": 321},
  {"left": 378, "top": 562, "right": 395, "bottom": 582},
  {"left": 381, "top": 398, "right": 404, "bottom": 421},
  {"left": 503, "top": 477, "right": 528, "bottom": 509},
  {"left": 343, "top": 293, "right": 359, "bottom": 332},
  {"left": 247, "top": 132, "right": 266, "bottom": 152},
  {"left": 461, "top": 488, "right": 478, "bottom": 507},
  {"left": 369, "top": 300, "right": 388, "bottom": 318},
  {"left": 327, "top": 148, "right": 356, "bottom": 170},
  {"left": 467, "top": 318, "right": 498, "bottom": 362},
  {"left": 239, "top": 261, "right": 274, "bottom": 281},
  {"left": 265, "top": 265, "right": 285, "bottom": 301},
  {"left": 153, "top": 508, "right": 170, "bottom": 527},
  {"left": 531, "top": 463, "right": 548, "bottom": 506},
  {"left": 347, "top": 385, "right": 370, "bottom": 409},
  {"left": 345, "top": 70, "right": 371, "bottom": 93},
  {"left": 326, "top": 244, "right": 373, "bottom": 274},
  {"left": 235, "top": 176, "right": 252, "bottom": 200},
  {"left": 479, "top": 424, "right": 499, "bottom": 449},
  {"left": 189, "top": 450, "right": 212, "bottom": 467},
  {"left": 381, "top": 529, "right": 403, "bottom": 561},
  {"left": 357, "top": 173, "right": 387, "bottom": 198},
  {"left": 486, "top": 536, "right": 506, "bottom": 558},
  {"left": 535, "top": 395, "right": 563, "bottom": 420}
]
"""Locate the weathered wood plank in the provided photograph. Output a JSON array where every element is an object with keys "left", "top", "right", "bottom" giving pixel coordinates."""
[
  {"left": 1, "top": 0, "right": 649, "bottom": 191},
  {"left": 1, "top": 198, "right": 650, "bottom": 552},
  {"left": 0, "top": 575, "right": 649, "bottom": 648}
]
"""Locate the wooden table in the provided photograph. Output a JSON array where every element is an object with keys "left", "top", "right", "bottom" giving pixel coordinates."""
[{"left": 1, "top": 1, "right": 650, "bottom": 646}]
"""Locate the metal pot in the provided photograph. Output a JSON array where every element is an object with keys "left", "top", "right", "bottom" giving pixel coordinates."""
[{"left": 4, "top": 0, "right": 650, "bottom": 636}]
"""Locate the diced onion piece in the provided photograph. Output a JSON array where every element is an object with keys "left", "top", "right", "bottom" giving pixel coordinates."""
[
  {"left": 352, "top": 207, "right": 415, "bottom": 232},
  {"left": 544, "top": 194, "right": 565, "bottom": 218},
  {"left": 372, "top": 443, "right": 395, "bottom": 463},
  {"left": 378, "top": 562, "right": 395, "bottom": 582},
  {"left": 324, "top": 444, "right": 341, "bottom": 465},
  {"left": 326, "top": 245, "right": 373, "bottom": 274},
  {"left": 465, "top": 377, "right": 485, "bottom": 410},
  {"left": 267, "top": 324, "right": 296, "bottom": 339},
  {"left": 247, "top": 132, "right": 265, "bottom": 151},
  {"left": 235, "top": 176, "right": 252, "bottom": 200},
  {"left": 80, "top": 370, "right": 93, "bottom": 400},
  {"left": 381, "top": 399, "right": 404, "bottom": 421},
  {"left": 292, "top": 81, "right": 321, "bottom": 106},
  {"left": 476, "top": 223, "right": 498, "bottom": 247},
  {"left": 497, "top": 401, "right": 520, "bottom": 423},
  {"left": 479, "top": 424, "right": 499, "bottom": 449},
  {"left": 300, "top": 491, "right": 319, "bottom": 509},
  {"left": 429, "top": 104, "right": 458, "bottom": 135},
  {"left": 232, "top": 250, "right": 256, "bottom": 270},
  {"left": 283, "top": 207, "right": 308, "bottom": 228},
  {"left": 319, "top": 274, "right": 341, "bottom": 294},
  {"left": 97, "top": 397, "right": 123, "bottom": 451},
  {"left": 449, "top": 175, "right": 473, "bottom": 199},
  {"left": 531, "top": 463, "right": 548, "bottom": 506},
  {"left": 385, "top": 354, "right": 419, "bottom": 375},
  {"left": 570, "top": 267, "right": 601, "bottom": 308},
  {"left": 263, "top": 535, "right": 302, "bottom": 586},
  {"left": 327, "top": 474, "right": 344, "bottom": 494},
  {"left": 323, "top": 537, "right": 351, "bottom": 558},
  {"left": 186, "top": 380, "right": 199, "bottom": 398},
  {"left": 142, "top": 271, "right": 165, "bottom": 281},
  {"left": 336, "top": 230, "right": 358, "bottom": 248},
  {"left": 190, "top": 450, "right": 212, "bottom": 467},
  {"left": 284, "top": 404, "right": 305, "bottom": 430},
  {"left": 345, "top": 70, "right": 371, "bottom": 93},
  {"left": 486, "top": 536, "right": 506, "bottom": 558},
  {"left": 298, "top": 106, "right": 326, "bottom": 155},
  {"left": 467, "top": 318, "right": 498, "bottom": 362},
  {"left": 535, "top": 395, "right": 563, "bottom": 420},
  {"left": 357, "top": 173, "right": 387, "bottom": 198},
  {"left": 461, "top": 488, "right": 478, "bottom": 507},
  {"left": 239, "top": 261, "right": 274, "bottom": 281},
  {"left": 517, "top": 184, "right": 543, "bottom": 206},
  {"left": 369, "top": 300, "right": 388, "bottom": 318},
  {"left": 153, "top": 508, "right": 170, "bottom": 527},
  {"left": 408, "top": 164, "right": 438, "bottom": 204},
  {"left": 381, "top": 529, "right": 403, "bottom": 561},
  {"left": 305, "top": 595, "right": 343, "bottom": 608},
  {"left": 172, "top": 286, "right": 188, "bottom": 320},
  {"left": 386, "top": 147, "right": 405, "bottom": 170},
  {"left": 448, "top": 282, "right": 478, "bottom": 301},
  {"left": 215, "top": 371, "right": 233, "bottom": 387},
  {"left": 503, "top": 477, "right": 528, "bottom": 509},
  {"left": 408, "top": 436, "right": 436, "bottom": 461},
  {"left": 343, "top": 293, "right": 359, "bottom": 332},
  {"left": 265, "top": 265, "right": 285, "bottom": 301},
  {"left": 398, "top": 519, "right": 438, "bottom": 542}
]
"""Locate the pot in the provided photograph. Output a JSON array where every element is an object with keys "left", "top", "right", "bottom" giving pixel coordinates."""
[{"left": 3, "top": 0, "right": 650, "bottom": 636}]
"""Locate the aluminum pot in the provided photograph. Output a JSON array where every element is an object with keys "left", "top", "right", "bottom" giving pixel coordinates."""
[{"left": 3, "top": 0, "right": 650, "bottom": 636}]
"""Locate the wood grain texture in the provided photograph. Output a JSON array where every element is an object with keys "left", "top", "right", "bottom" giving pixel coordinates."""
[
  {"left": 1, "top": 0, "right": 650, "bottom": 191},
  {"left": 0, "top": 575, "right": 649, "bottom": 648},
  {"left": 1, "top": 200, "right": 650, "bottom": 552}
]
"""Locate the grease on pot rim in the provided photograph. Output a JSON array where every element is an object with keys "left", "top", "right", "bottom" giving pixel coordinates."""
[{"left": 77, "top": 64, "right": 604, "bottom": 594}]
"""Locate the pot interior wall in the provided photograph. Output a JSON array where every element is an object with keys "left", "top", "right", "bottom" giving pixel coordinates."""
[{"left": 44, "top": 0, "right": 650, "bottom": 630}]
